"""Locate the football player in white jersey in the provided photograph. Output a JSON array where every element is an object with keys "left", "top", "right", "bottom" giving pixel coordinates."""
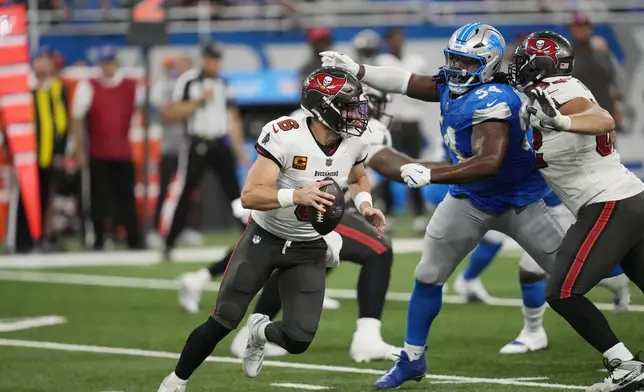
[
  {"left": 158, "top": 67, "right": 386, "bottom": 392},
  {"left": 511, "top": 31, "right": 644, "bottom": 392},
  {"left": 176, "top": 87, "right": 402, "bottom": 363}
]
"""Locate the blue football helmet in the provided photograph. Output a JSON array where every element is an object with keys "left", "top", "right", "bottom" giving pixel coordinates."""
[{"left": 442, "top": 22, "right": 506, "bottom": 95}]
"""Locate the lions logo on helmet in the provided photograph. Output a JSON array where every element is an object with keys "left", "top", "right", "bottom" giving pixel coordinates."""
[{"left": 442, "top": 22, "right": 506, "bottom": 95}]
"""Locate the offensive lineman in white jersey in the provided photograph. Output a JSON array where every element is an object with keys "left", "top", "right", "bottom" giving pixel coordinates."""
[
  {"left": 158, "top": 66, "right": 386, "bottom": 392},
  {"left": 511, "top": 31, "right": 644, "bottom": 392}
]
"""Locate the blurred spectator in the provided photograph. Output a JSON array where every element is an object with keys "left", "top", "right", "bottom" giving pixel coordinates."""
[
  {"left": 51, "top": 50, "right": 65, "bottom": 76},
  {"left": 150, "top": 54, "right": 202, "bottom": 245},
  {"left": 71, "top": 45, "right": 144, "bottom": 250},
  {"left": 12, "top": 47, "right": 69, "bottom": 253},
  {"left": 160, "top": 42, "right": 246, "bottom": 259},
  {"left": 375, "top": 28, "right": 429, "bottom": 231},
  {"left": 570, "top": 13, "right": 623, "bottom": 132},
  {"left": 299, "top": 26, "right": 332, "bottom": 81},
  {"left": 353, "top": 29, "right": 381, "bottom": 65}
]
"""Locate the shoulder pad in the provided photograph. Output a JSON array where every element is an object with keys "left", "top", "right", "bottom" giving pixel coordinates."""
[
  {"left": 265, "top": 116, "right": 304, "bottom": 136},
  {"left": 538, "top": 77, "right": 595, "bottom": 107},
  {"left": 469, "top": 84, "right": 515, "bottom": 125}
]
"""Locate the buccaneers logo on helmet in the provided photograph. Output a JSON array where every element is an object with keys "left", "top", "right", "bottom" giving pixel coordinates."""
[
  {"left": 526, "top": 38, "right": 560, "bottom": 65},
  {"left": 306, "top": 73, "right": 347, "bottom": 95}
]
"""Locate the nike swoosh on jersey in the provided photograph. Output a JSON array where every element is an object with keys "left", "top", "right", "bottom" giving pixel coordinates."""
[{"left": 486, "top": 100, "right": 498, "bottom": 107}]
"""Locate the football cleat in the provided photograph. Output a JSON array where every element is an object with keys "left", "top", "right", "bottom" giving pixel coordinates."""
[
  {"left": 178, "top": 271, "right": 208, "bottom": 314},
  {"left": 350, "top": 330, "right": 400, "bottom": 363},
  {"left": 453, "top": 273, "right": 491, "bottom": 303},
  {"left": 586, "top": 355, "right": 644, "bottom": 392},
  {"left": 323, "top": 296, "right": 341, "bottom": 310},
  {"left": 374, "top": 349, "right": 427, "bottom": 389},
  {"left": 242, "top": 313, "right": 270, "bottom": 378},
  {"left": 231, "top": 326, "right": 287, "bottom": 358},
  {"left": 157, "top": 374, "right": 186, "bottom": 392},
  {"left": 499, "top": 327, "right": 548, "bottom": 354},
  {"left": 599, "top": 275, "right": 631, "bottom": 314}
]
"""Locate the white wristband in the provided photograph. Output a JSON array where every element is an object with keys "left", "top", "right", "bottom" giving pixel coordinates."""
[
  {"left": 353, "top": 192, "right": 373, "bottom": 213},
  {"left": 559, "top": 115, "right": 572, "bottom": 131},
  {"left": 277, "top": 189, "right": 296, "bottom": 208}
]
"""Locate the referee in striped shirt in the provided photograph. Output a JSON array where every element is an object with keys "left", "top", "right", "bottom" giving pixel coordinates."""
[{"left": 160, "top": 42, "right": 248, "bottom": 259}]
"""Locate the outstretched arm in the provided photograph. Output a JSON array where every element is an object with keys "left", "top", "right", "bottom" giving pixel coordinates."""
[
  {"left": 357, "top": 65, "right": 440, "bottom": 102},
  {"left": 430, "top": 120, "right": 509, "bottom": 183},
  {"left": 368, "top": 148, "right": 451, "bottom": 182},
  {"left": 320, "top": 51, "right": 440, "bottom": 102},
  {"left": 401, "top": 121, "right": 509, "bottom": 187}
]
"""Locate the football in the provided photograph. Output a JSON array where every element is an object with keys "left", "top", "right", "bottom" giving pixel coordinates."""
[{"left": 308, "top": 177, "right": 345, "bottom": 235}]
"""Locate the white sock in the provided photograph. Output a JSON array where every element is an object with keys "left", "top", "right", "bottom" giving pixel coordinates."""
[
  {"left": 523, "top": 305, "right": 545, "bottom": 333},
  {"left": 258, "top": 321, "right": 268, "bottom": 341},
  {"left": 356, "top": 318, "right": 382, "bottom": 335},
  {"left": 603, "top": 342, "right": 634, "bottom": 362},
  {"left": 167, "top": 372, "right": 186, "bottom": 385},
  {"left": 404, "top": 343, "right": 425, "bottom": 361}
]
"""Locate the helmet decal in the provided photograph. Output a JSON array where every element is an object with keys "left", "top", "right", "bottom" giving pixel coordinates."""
[
  {"left": 487, "top": 33, "right": 504, "bottom": 59},
  {"left": 526, "top": 37, "right": 559, "bottom": 65},
  {"left": 306, "top": 73, "right": 347, "bottom": 95}
]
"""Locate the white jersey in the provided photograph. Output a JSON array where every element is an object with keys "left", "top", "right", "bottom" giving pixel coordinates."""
[
  {"left": 251, "top": 113, "right": 370, "bottom": 241},
  {"left": 363, "top": 118, "right": 392, "bottom": 164},
  {"left": 530, "top": 76, "right": 644, "bottom": 216},
  {"left": 290, "top": 109, "right": 392, "bottom": 187}
]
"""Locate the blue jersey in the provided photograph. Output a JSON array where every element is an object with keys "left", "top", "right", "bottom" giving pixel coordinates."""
[{"left": 438, "top": 82, "right": 549, "bottom": 213}]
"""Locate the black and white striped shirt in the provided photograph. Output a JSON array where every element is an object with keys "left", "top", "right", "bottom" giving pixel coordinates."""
[{"left": 172, "top": 68, "right": 231, "bottom": 139}]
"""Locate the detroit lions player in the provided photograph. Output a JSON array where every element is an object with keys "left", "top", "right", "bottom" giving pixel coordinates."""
[{"left": 322, "top": 23, "right": 566, "bottom": 389}]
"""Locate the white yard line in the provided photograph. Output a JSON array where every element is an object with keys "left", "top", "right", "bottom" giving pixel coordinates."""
[
  {"left": 0, "top": 338, "right": 584, "bottom": 390},
  {"left": 0, "top": 270, "right": 641, "bottom": 313},
  {"left": 0, "top": 238, "right": 523, "bottom": 269},
  {"left": 271, "top": 383, "right": 331, "bottom": 390},
  {"left": 0, "top": 315, "right": 66, "bottom": 332}
]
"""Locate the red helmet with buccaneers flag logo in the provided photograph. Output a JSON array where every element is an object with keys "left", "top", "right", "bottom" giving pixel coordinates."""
[
  {"left": 509, "top": 31, "right": 575, "bottom": 90},
  {"left": 301, "top": 66, "right": 368, "bottom": 137}
]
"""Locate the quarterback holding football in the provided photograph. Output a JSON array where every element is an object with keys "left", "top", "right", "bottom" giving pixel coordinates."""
[{"left": 158, "top": 66, "right": 386, "bottom": 392}]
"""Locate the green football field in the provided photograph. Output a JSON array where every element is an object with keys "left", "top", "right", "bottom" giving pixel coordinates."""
[{"left": 0, "top": 243, "right": 643, "bottom": 392}]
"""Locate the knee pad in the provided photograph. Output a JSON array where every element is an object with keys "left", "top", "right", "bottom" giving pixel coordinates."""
[
  {"left": 414, "top": 257, "right": 444, "bottom": 285},
  {"left": 545, "top": 278, "right": 564, "bottom": 303},
  {"left": 281, "top": 332, "right": 312, "bottom": 354},
  {"left": 211, "top": 302, "right": 245, "bottom": 330},
  {"left": 376, "top": 248, "right": 394, "bottom": 269}
]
